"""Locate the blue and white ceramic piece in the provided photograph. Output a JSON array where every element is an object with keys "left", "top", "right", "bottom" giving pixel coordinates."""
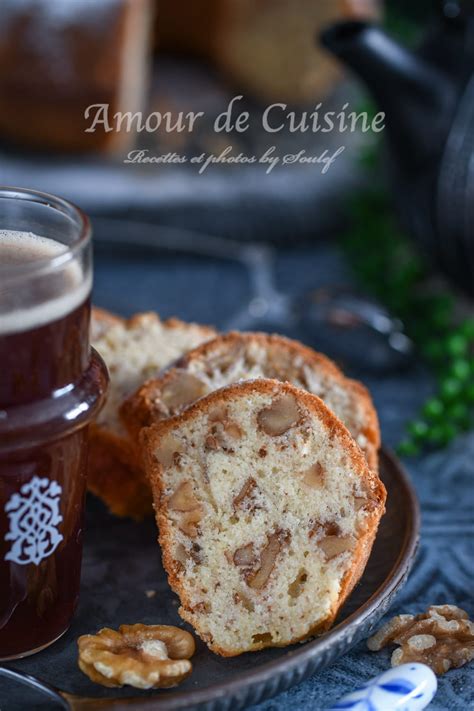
[{"left": 328, "top": 663, "right": 437, "bottom": 711}]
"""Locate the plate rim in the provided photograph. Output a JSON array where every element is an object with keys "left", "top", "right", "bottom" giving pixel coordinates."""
[{"left": 105, "top": 447, "right": 420, "bottom": 711}]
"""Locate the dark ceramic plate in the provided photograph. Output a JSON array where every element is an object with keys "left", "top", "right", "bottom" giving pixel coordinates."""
[{"left": 3, "top": 449, "right": 419, "bottom": 711}]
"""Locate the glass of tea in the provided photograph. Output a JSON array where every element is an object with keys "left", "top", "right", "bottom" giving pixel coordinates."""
[{"left": 0, "top": 187, "right": 108, "bottom": 660}]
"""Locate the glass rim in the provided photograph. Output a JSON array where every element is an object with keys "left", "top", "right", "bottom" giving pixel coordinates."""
[{"left": 0, "top": 186, "right": 91, "bottom": 280}]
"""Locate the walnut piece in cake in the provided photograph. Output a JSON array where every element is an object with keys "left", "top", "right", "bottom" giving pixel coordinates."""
[{"left": 367, "top": 605, "right": 474, "bottom": 675}]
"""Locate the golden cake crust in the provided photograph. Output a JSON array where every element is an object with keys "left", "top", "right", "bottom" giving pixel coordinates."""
[
  {"left": 122, "top": 331, "right": 380, "bottom": 471},
  {"left": 89, "top": 307, "right": 216, "bottom": 518},
  {"left": 142, "top": 379, "right": 386, "bottom": 656}
]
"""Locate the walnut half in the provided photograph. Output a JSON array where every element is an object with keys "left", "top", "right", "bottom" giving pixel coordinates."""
[
  {"left": 78, "top": 624, "right": 195, "bottom": 689},
  {"left": 367, "top": 605, "right": 474, "bottom": 675}
]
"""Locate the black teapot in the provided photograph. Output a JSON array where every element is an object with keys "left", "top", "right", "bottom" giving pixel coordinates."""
[{"left": 321, "top": 1, "right": 474, "bottom": 296}]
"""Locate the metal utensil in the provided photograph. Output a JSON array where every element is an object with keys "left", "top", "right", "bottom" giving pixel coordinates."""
[{"left": 0, "top": 666, "right": 148, "bottom": 710}]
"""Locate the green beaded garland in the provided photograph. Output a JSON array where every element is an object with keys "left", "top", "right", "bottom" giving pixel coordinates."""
[{"left": 342, "top": 180, "right": 473, "bottom": 456}]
